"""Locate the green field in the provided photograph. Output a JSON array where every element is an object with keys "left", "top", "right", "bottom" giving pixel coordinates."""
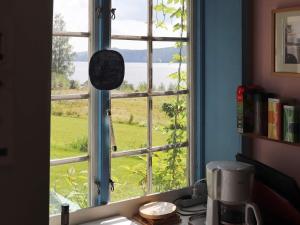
[{"left": 50, "top": 94, "right": 188, "bottom": 213}]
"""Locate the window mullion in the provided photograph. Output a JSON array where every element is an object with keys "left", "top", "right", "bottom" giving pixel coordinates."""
[
  {"left": 147, "top": 0, "right": 153, "bottom": 194},
  {"left": 90, "top": 0, "right": 111, "bottom": 206}
]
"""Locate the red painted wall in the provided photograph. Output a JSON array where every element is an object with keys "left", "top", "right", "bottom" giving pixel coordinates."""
[{"left": 249, "top": 0, "right": 300, "bottom": 185}]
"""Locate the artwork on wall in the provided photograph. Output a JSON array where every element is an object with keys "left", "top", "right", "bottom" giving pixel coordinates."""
[{"left": 273, "top": 8, "right": 300, "bottom": 76}]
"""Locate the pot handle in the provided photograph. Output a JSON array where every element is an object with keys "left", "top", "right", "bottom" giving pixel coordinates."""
[{"left": 245, "top": 202, "right": 263, "bottom": 225}]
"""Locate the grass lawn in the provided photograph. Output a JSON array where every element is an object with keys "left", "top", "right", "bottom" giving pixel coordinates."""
[
  {"left": 50, "top": 93, "right": 188, "bottom": 210},
  {"left": 50, "top": 115, "right": 169, "bottom": 205}
]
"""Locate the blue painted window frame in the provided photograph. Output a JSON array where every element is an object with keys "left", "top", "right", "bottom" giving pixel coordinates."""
[
  {"left": 94, "top": 0, "right": 111, "bottom": 205},
  {"left": 93, "top": 0, "right": 207, "bottom": 203},
  {"left": 192, "top": 0, "right": 205, "bottom": 181}
]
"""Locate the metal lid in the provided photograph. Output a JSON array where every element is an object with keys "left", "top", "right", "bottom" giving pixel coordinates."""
[
  {"left": 206, "top": 161, "right": 254, "bottom": 172},
  {"left": 61, "top": 203, "right": 69, "bottom": 213}
]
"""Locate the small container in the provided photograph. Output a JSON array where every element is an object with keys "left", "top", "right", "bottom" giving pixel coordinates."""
[
  {"left": 268, "top": 98, "right": 282, "bottom": 140},
  {"left": 283, "top": 105, "right": 299, "bottom": 143},
  {"left": 254, "top": 92, "right": 274, "bottom": 136},
  {"left": 61, "top": 203, "right": 69, "bottom": 225}
]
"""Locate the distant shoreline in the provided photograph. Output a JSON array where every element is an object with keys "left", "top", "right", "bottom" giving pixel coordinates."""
[
  {"left": 71, "top": 61, "right": 187, "bottom": 86},
  {"left": 75, "top": 47, "right": 187, "bottom": 63}
]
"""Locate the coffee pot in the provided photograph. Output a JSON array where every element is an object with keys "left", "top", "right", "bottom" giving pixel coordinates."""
[{"left": 206, "top": 161, "right": 262, "bottom": 225}]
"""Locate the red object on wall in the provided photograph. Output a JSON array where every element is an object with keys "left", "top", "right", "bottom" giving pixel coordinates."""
[{"left": 237, "top": 85, "right": 262, "bottom": 133}]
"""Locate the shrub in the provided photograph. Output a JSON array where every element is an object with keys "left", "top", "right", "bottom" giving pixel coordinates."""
[
  {"left": 128, "top": 114, "right": 134, "bottom": 124},
  {"left": 70, "top": 136, "right": 88, "bottom": 152}
]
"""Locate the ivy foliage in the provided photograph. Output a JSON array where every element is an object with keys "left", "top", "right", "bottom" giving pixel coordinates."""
[{"left": 154, "top": 0, "right": 188, "bottom": 192}]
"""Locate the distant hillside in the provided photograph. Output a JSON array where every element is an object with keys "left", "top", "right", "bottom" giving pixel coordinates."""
[{"left": 75, "top": 47, "right": 187, "bottom": 63}]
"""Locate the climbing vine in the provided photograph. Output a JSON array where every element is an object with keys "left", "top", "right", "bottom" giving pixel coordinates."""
[{"left": 152, "top": 0, "right": 188, "bottom": 192}]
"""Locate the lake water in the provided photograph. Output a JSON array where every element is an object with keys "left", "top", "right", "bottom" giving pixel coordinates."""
[{"left": 72, "top": 61, "right": 187, "bottom": 89}]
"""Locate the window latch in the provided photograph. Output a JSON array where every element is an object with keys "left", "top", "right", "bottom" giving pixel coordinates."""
[
  {"left": 109, "top": 178, "right": 115, "bottom": 192},
  {"left": 107, "top": 109, "right": 117, "bottom": 152}
]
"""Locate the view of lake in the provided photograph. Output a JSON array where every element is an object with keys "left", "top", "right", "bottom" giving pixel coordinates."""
[{"left": 72, "top": 62, "right": 187, "bottom": 88}]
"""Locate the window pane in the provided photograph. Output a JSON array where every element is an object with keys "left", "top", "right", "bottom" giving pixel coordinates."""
[
  {"left": 153, "top": 0, "right": 188, "bottom": 37},
  {"left": 152, "top": 95, "right": 188, "bottom": 147},
  {"left": 51, "top": 37, "right": 89, "bottom": 94},
  {"left": 111, "top": 155, "right": 147, "bottom": 201},
  {"left": 111, "top": 98, "right": 147, "bottom": 151},
  {"left": 111, "top": 0, "right": 147, "bottom": 36},
  {"left": 50, "top": 100, "right": 88, "bottom": 159},
  {"left": 53, "top": 0, "right": 88, "bottom": 32},
  {"left": 111, "top": 40, "right": 147, "bottom": 93},
  {"left": 50, "top": 161, "right": 88, "bottom": 215},
  {"left": 152, "top": 148, "right": 188, "bottom": 192},
  {"left": 153, "top": 42, "right": 187, "bottom": 91}
]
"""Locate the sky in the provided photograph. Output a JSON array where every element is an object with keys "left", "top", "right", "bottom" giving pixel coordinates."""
[{"left": 53, "top": 0, "right": 186, "bottom": 52}]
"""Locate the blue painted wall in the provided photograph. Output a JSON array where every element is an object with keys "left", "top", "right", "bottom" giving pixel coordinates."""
[{"left": 204, "top": 0, "right": 243, "bottom": 163}]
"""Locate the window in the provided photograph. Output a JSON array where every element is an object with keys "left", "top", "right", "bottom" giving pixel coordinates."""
[
  {"left": 49, "top": 0, "right": 191, "bottom": 216},
  {"left": 109, "top": 0, "right": 190, "bottom": 201}
]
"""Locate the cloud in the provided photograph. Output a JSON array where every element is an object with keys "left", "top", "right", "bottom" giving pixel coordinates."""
[
  {"left": 112, "top": 0, "right": 148, "bottom": 21},
  {"left": 112, "top": 20, "right": 147, "bottom": 36},
  {"left": 53, "top": 0, "right": 186, "bottom": 51},
  {"left": 53, "top": 0, "right": 88, "bottom": 31}
]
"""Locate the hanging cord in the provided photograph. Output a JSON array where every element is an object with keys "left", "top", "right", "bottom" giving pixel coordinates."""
[
  {"left": 174, "top": 195, "right": 207, "bottom": 216},
  {"left": 107, "top": 110, "right": 117, "bottom": 152},
  {"left": 174, "top": 179, "right": 207, "bottom": 216}
]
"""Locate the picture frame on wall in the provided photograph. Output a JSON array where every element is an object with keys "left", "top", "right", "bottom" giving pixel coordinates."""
[{"left": 273, "top": 8, "right": 300, "bottom": 76}]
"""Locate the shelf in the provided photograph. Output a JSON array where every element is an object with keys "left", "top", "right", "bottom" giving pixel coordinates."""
[{"left": 241, "top": 133, "right": 300, "bottom": 147}]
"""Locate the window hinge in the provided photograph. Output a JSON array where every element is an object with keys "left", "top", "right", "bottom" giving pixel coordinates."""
[
  {"left": 95, "top": 7, "right": 116, "bottom": 20},
  {"left": 96, "top": 7, "right": 102, "bottom": 18},
  {"left": 94, "top": 178, "right": 115, "bottom": 195},
  {"left": 111, "top": 8, "right": 116, "bottom": 20},
  {"left": 95, "top": 178, "right": 101, "bottom": 195}
]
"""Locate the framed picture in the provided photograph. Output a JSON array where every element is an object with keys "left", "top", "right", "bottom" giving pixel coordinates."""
[{"left": 273, "top": 8, "right": 300, "bottom": 76}]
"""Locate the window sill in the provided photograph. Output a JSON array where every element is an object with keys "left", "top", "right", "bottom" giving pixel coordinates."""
[{"left": 49, "top": 187, "right": 192, "bottom": 225}]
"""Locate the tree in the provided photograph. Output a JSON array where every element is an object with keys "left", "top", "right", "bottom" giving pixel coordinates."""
[
  {"left": 69, "top": 80, "right": 80, "bottom": 89},
  {"left": 137, "top": 82, "right": 148, "bottom": 92},
  {"left": 157, "top": 83, "right": 166, "bottom": 91},
  {"left": 117, "top": 80, "right": 134, "bottom": 92},
  {"left": 52, "top": 14, "right": 75, "bottom": 89}
]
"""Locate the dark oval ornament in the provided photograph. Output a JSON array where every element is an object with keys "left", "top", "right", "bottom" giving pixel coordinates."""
[{"left": 89, "top": 50, "right": 125, "bottom": 90}]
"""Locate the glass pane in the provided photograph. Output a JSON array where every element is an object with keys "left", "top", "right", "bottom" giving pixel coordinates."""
[
  {"left": 111, "top": 0, "right": 147, "bottom": 36},
  {"left": 152, "top": 148, "right": 188, "bottom": 193},
  {"left": 51, "top": 37, "right": 89, "bottom": 95},
  {"left": 153, "top": 41, "right": 187, "bottom": 91},
  {"left": 152, "top": 95, "right": 188, "bottom": 147},
  {"left": 53, "top": 0, "right": 88, "bottom": 32},
  {"left": 50, "top": 100, "right": 88, "bottom": 159},
  {"left": 111, "top": 155, "right": 147, "bottom": 201},
  {"left": 50, "top": 161, "right": 88, "bottom": 215},
  {"left": 111, "top": 98, "right": 147, "bottom": 151},
  {"left": 153, "top": 0, "right": 188, "bottom": 37},
  {"left": 111, "top": 40, "right": 148, "bottom": 93}
]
